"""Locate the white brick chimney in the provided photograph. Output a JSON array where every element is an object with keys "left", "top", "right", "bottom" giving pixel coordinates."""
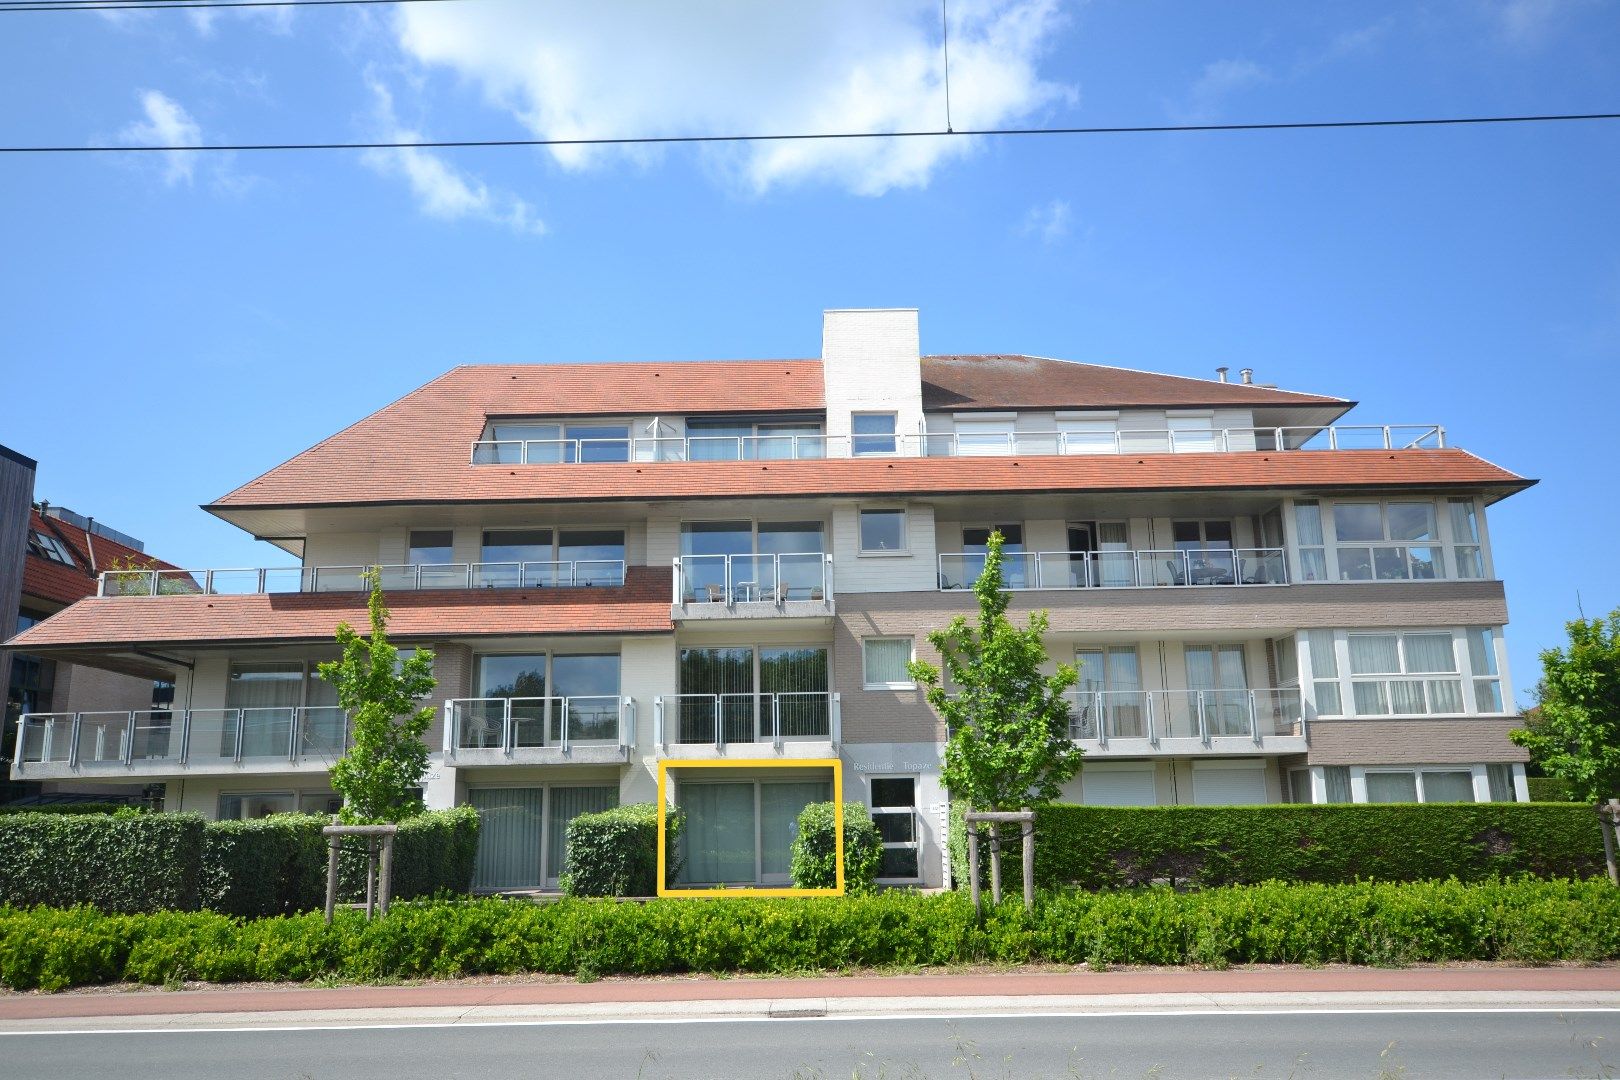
[{"left": 820, "top": 308, "right": 924, "bottom": 449}]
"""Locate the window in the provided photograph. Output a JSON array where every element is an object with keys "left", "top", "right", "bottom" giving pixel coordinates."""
[
  {"left": 479, "top": 420, "right": 630, "bottom": 463},
  {"left": 1487, "top": 764, "right": 1517, "bottom": 802},
  {"left": 1075, "top": 646, "right": 1143, "bottom": 739},
  {"left": 1185, "top": 643, "right": 1250, "bottom": 736},
  {"left": 1449, "top": 498, "right": 1485, "bottom": 579},
  {"left": 859, "top": 508, "right": 906, "bottom": 553},
  {"left": 852, "top": 413, "right": 898, "bottom": 456},
  {"left": 953, "top": 417, "right": 1014, "bottom": 456},
  {"left": 678, "top": 521, "right": 825, "bottom": 602},
  {"left": 478, "top": 528, "right": 624, "bottom": 587},
  {"left": 558, "top": 529, "right": 627, "bottom": 585},
  {"left": 1333, "top": 501, "right": 1441, "bottom": 580},
  {"left": 1323, "top": 765, "right": 1352, "bottom": 803},
  {"left": 218, "top": 792, "right": 296, "bottom": 819},
  {"left": 1364, "top": 769, "right": 1477, "bottom": 804},
  {"left": 1347, "top": 632, "right": 1463, "bottom": 715},
  {"left": 1288, "top": 768, "right": 1312, "bottom": 804},
  {"left": 1167, "top": 413, "right": 1217, "bottom": 452},
  {"left": 27, "top": 530, "right": 74, "bottom": 566},
  {"left": 677, "top": 646, "right": 830, "bottom": 742},
  {"left": 962, "top": 524, "right": 1025, "bottom": 587},
  {"left": 676, "top": 778, "right": 831, "bottom": 886},
  {"left": 409, "top": 530, "right": 453, "bottom": 564},
  {"left": 863, "top": 638, "right": 915, "bottom": 689},
  {"left": 1307, "top": 630, "right": 1342, "bottom": 715},
  {"left": 469, "top": 785, "right": 617, "bottom": 890},
  {"left": 470, "top": 653, "right": 621, "bottom": 748},
  {"left": 1293, "top": 500, "right": 1327, "bottom": 581},
  {"left": 1466, "top": 627, "right": 1503, "bottom": 712},
  {"left": 565, "top": 424, "right": 631, "bottom": 463},
  {"left": 870, "top": 777, "right": 920, "bottom": 880},
  {"left": 405, "top": 530, "right": 463, "bottom": 588},
  {"left": 1058, "top": 415, "right": 1118, "bottom": 455},
  {"left": 685, "top": 418, "right": 824, "bottom": 461}
]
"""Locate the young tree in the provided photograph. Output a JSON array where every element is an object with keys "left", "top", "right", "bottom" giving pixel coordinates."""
[
  {"left": 319, "top": 572, "right": 437, "bottom": 823},
  {"left": 909, "top": 531, "right": 1083, "bottom": 813},
  {"left": 1510, "top": 610, "right": 1620, "bottom": 803}
]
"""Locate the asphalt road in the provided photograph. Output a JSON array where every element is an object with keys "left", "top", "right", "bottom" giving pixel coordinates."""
[{"left": 4, "top": 1010, "right": 1618, "bottom": 1079}]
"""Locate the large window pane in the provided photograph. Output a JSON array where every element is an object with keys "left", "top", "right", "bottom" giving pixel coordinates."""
[
  {"left": 470, "top": 787, "right": 543, "bottom": 890},
  {"left": 757, "top": 521, "right": 825, "bottom": 554},
  {"left": 685, "top": 420, "right": 750, "bottom": 461},
  {"left": 1348, "top": 634, "right": 1400, "bottom": 675},
  {"left": 481, "top": 529, "right": 553, "bottom": 570},
  {"left": 1388, "top": 503, "right": 1438, "bottom": 542},
  {"left": 859, "top": 509, "right": 906, "bottom": 552},
  {"left": 558, "top": 529, "right": 625, "bottom": 585},
  {"left": 1404, "top": 633, "right": 1457, "bottom": 673},
  {"left": 566, "top": 424, "right": 630, "bottom": 463},
  {"left": 1366, "top": 771, "right": 1419, "bottom": 803},
  {"left": 680, "top": 521, "right": 752, "bottom": 556},
  {"left": 551, "top": 654, "right": 619, "bottom": 697},
  {"left": 1333, "top": 503, "right": 1383, "bottom": 542},
  {"left": 864, "top": 638, "right": 914, "bottom": 687},
  {"left": 1324, "top": 765, "right": 1352, "bottom": 802},
  {"left": 409, "top": 530, "right": 453, "bottom": 565},
  {"left": 479, "top": 655, "right": 547, "bottom": 697},
  {"left": 760, "top": 781, "right": 830, "bottom": 878},
  {"left": 1422, "top": 770, "right": 1475, "bottom": 803},
  {"left": 678, "top": 783, "right": 756, "bottom": 885},
  {"left": 1466, "top": 628, "right": 1498, "bottom": 676},
  {"left": 1487, "top": 764, "right": 1516, "bottom": 802},
  {"left": 852, "top": 413, "right": 898, "bottom": 456}
]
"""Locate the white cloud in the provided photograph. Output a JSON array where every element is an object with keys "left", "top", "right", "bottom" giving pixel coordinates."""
[
  {"left": 384, "top": 0, "right": 1074, "bottom": 196},
  {"left": 1492, "top": 0, "right": 1592, "bottom": 45},
  {"left": 1019, "top": 198, "right": 1072, "bottom": 244},
  {"left": 362, "top": 79, "right": 545, "bottom": 236},
  {"left": 118, "top": 90, "right": 202, "bottom": 185},
  {"left": 1170, "top": 59, "right": 1269, "bottom": 124}
]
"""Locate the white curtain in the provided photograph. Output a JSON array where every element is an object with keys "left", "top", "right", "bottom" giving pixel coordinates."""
[
  {"left": 760, "top": 782, "right": 830, "bottom": 879},
  {"left": 1403, "top": 633, "right": 1457, "bottom": 673},
  {"left": 1422, "top": 771, "right": 1475, "bottom": 803},
  {"left": 864, "top": 639, "right": 913, "bottom": 686},
  {"left": 546, "top": 786, "right": 617, "bottom": 884},
  {"left": 470, "top": 788, "right": 544, "bottom": 890},
  {"left": 1366, "top": 772, "right": 1419, "bottom": 803},
  {"left": 1348, "top": 634, "right": 1400, "bottom": 675}
]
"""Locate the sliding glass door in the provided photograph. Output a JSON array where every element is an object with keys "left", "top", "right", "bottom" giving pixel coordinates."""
[{"left": 676, "top": 778, "right": 832, "bottom": 887}]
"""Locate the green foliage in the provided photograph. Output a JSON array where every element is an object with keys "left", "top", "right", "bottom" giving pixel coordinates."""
[
  {"left": 200, "top": 814, "right": 328, "bottom": 917},
  {"left": 0, "top": 802, "right": 138, "bottom": 816},
  {"left": 562, "top": 803, "right": 682, "bottom": 897},
  {"left": 377, "top": 806, "right": 480, "bottom": 901},
  {"left": 1528, "top": 777, "right": 1579, "bottom": 802},
  {"left": 318, "top": 572, "right": 437, "bottom": 823},
  {"left": 957, "top": 803, "right": 1609, "bottom": 891},
  {"left": 908, "top": 530, "right": 1081, "bottom": 815},
  {"left": 789, "top": 802, "right": 882, "bottom": 893},
  {"left": 0, "top": 811, "right": 203, "bottom": 913},
  {"left": 1511, "top": 610, "right": 1620, "bottom": 802},
  {"left": 5, "top": 878, "right": 1619, "bottom": 991}
]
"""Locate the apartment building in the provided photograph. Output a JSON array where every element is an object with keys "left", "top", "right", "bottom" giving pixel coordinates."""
[{"left": 3, "top": 310, "right": 1533, "bottom": 888}]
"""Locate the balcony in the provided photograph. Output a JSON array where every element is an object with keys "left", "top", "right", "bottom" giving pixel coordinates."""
[
  {"left": 937, "top": 549, "right": 1287, "bottom": 591},
  {"left": 671, "top": 553, "right": 834, "bottom": 619},
  {"left": 443, "top": 697, "right": 632, "bottom": 766},
  {"left": 98, "top": 561, "right": 629, "bottom": 597},
  {"left": 1064, "top": 688, "right": 1307, "bottom": 755},
  {"left": 654, "top": 692, "right": 841, "bottom": 755},
  {"left": 471, "top": 424, "right": 1445, "bottom": 465},
  {"left": 12, "top": 706, "right": 350, "bottom": 779}
]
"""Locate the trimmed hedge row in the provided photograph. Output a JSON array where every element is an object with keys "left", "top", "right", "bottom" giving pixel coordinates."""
[
  {"left": 0, "top": 808, "right": 479, "bottom": 916},
  {"left": 0, "top": 802, "right": 140, "bottom": 816},
  {"left": 951, "top": 803, "right": 1610, "bottom": 890},
  {"left": 3, "top": 877, "right": 1617, "bottom": 991},
  {"left": 0, "top": 811, "right": 203, "bottom": 913},
  {"left": 1527, "top": 777, "right": 1579, "bottom": 803},
  {"left": 562, "top": 803, "right": 683, "bottom": 897},
  {"left": 790, "top": 802, "right": 882, "bottom": 893}
]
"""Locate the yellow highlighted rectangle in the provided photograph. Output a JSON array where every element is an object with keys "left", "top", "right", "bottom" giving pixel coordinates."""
[{"left": 656, "top": 757, "right": 844, "bottom": 898}]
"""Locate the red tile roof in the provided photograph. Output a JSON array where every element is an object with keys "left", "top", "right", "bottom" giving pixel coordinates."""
[
  {"left": 921, "top": 355, "right": 1348, "bottom": 411},
  {"left": 6, "top": 566, "right": 675, "bottom": 651},
  {"left": 22, "top": 509, "right": 182, "bottom": 609},
  {"left": 208, "top": 358, "right": 1351, "bottom": 511},
  {"left": 210, "top": 449, "right": 1532, "bottom": 512}
]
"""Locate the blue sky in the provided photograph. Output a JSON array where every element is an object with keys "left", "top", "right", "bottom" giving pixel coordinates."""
[{"left": 2, "top": 0, "right": 1617, "bottom": 702}]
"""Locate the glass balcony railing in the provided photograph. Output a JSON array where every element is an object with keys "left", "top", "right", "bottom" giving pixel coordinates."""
[
  {"left": 471, "top": 424, "right": 1447, "bottom": 464},
  {"left": 445, "top": 696, "right": 628, "bottom": 755},
  {"left": 1063, "top": 688, "right": 1304, "bottom": 745},
  {"left": 655, "top": 692, "right": 837, "bottom": 749},
  {"left": 674, "top": 553, "right": 832, "bottom": 606},
  {"left": 98, "top": 561, "right": 628, "bottom": 597},
  {"left": 14, "top": 707, "right": 350, "bottom": 770},
  {"left": 938, "top": 549, "right": 1287, "bottom": 591}
]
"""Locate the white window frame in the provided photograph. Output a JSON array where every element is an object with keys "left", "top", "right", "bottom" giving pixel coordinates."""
[
  {"left": 1345, "top": 630, "right": 1463, "bottom": 717},
  {"left": 1301, "top": 627, "right": 1512, "bottom": 719},
  {"left": 868, "top": 774, "right": 921, "bottom": 883},
  {"left": 466, "top": 781, "right": 619, "bottom": 888},
  {"left": 851, "top": 412, "right": 900, "bottom": 457},
  {"left": 1329, "top": 499, "right": 1447, "bottom": 582},
  {"left": 857, "top": 506, "right": 910, "bottom": 555},
  {"left": 862, "top": 637, "right": 916, "bottom": 690},
  {"left": 1353, "top": 765, "right": 1491, "bottom": 804}
]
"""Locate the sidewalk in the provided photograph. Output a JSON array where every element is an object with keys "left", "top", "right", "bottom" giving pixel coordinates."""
[{"left": 3, "top": 966, "right": 1618, "bottom": 1032}]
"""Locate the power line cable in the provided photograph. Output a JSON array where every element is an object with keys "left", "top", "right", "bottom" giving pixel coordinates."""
[
  {"left": 1, "top": 112, "right": 1616, "bottom": 155},
  {"left": 0, "top": 0, "right": 468, "bottom": 12}
]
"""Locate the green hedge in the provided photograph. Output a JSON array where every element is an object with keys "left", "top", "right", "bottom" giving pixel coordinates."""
[
  {"left": 1527, "top": 777, "right": 1579, "bottom": 803},
  {"left": 0, "top": 808, "right": 477, "bottom": 918},
  {"left": 562, "top": 803, "right": 683, "bottom": 897},
  {"left": 0, "top": 802, "right": 140, "bottom": 816},
  {"left": 987, "top": 803, "right": 1610, "bottom": 891},
  {"left": 0, "top": 811, "right": 204, "bottom": 913},
  {"left": 790, "top": 802, "right": 882, "bottom": 893},
  {"left": 3, "top": 877, "right": 1617, "bottom": 991}
]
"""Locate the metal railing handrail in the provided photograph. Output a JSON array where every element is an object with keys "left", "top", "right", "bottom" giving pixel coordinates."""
[
  {"left": 471, "top": 423, "right": 1448, "bottom": 464},
  {"left": 1060, "top": 687, "right": 1306, "bottom": 748},
  {"left": 654, "top": 691, "right": 836, "bottom": 750},
  {"left": 443, "top": 695, "right": 631, "bottom": 757},
  {"left": 15, "top": 706, "right": 352, "bottom": 770},
  {"left": 98, "top": 560, "right": 629, "bottom": 597},
  {"left": 938, "top": 548, "right": 1288, "bottom": 591}
]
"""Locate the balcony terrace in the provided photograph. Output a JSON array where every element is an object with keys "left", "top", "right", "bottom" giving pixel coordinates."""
[
  {"left": 471, "top": 424, "right": 1447, "bottom": 465},
  {"left": 97, "top": 560, "right": 629, "bottom": 597},
  {"left": 653, "top": 692, "right": 841, "bottom": 756},
  {"left": 443, "top": 696, "right": 633, "bottom": 766},
  {"left": 937, "top": 548, "right": 1287, "bottom": 591},
  {"left": 671, "top": 553, "right": 834, "bottom": 620},
  {"left": 1064, "top": 688, "right": 1306, "bottom": 756}
]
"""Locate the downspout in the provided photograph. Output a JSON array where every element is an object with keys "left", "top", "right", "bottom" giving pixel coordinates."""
[{"left": 83, "top": 517, "right": 98, "bottom": 575}]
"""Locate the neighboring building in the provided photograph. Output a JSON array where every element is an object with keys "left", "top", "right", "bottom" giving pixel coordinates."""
[
  {"left": 1, "top": 458, "right": 179, "bottom": 804},
  {"left": 3, "top": 309, "right": 1534, "bottom": 887}
]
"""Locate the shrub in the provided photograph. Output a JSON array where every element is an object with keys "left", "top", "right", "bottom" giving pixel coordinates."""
[
  {"left": 3, "top": 878, "right": 1618, "bottom": 992},
  {"left": 790, "top": 802, "right": 882, "bottom": 893},
  {"left": 0, "top": 802, "right": 140, "bottom": 816},
  {"left": 0, "top": 810, "right": 204, "bottom": 914},
  {"left": 200, "top": 814, "right": 328, "bottom": 917},
  {"left": 1528, "top": 777, "right": 1579, "bottom": 802},
  {"left": 377, "top": 805, "right": 480, "bottom": 900},
  {"left": 1009, "top": 803, "right": 1609, "bottom": 891},
  {"left": 562, "top": 803, "right": 682, "bottom": 897}
]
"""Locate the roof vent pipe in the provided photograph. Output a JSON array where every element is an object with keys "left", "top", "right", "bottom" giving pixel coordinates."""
[
  {"left": 1239, "top": 368, "right": 1254, "bottom": 385},
  {"left": 1215, "top": 367, "right": 1229, "bottom": 383}
]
